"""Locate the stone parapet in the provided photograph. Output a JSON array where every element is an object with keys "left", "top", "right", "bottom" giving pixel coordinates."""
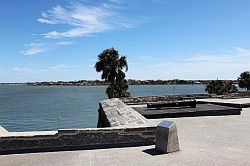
[
  {"left": 98, "top": 98, "right": 149, "bottom": 127},
  {"left": 0, "top": 125, "right": 155, "bottom": 154},
  {"left": 121, "top": 94, "right": 209, "bottom": 105},
  {"left": 0, "top": 126, "right": 9, "bottom": 136},
  {"left": 0, "top": 98, "right": 156, "bottom": 154}
]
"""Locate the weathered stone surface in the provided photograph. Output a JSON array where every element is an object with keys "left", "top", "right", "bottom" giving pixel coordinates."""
[
  {"left": 0, "top": 126, "right": 9, "bottom": 136},
  {"left": 0, "top": 125, "right": 156, "bottom": 154},
  {"left": 98, "top": 98, "right": 149, "bottom": 128},
  {"left": 0, "top": 99, "right": 157, "bottom": 154},
  {"left": 155, "top": 121, "right": 179, "bottom": 153},
  {"left": 121, "top": 94, "right": 209, "bottom": 104}
]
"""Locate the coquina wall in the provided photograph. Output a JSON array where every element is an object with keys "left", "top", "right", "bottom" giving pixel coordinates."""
[{"left": 0, "top": 98, "right": 156, "bottom": 154}]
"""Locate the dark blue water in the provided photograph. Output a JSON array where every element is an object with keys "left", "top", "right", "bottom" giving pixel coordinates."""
[{"left": 0, "top": 84, "right": 206, "bottom": 132}]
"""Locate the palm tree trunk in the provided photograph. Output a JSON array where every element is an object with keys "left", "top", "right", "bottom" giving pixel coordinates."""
[
  {"left": 109, "top": 79, "right": 115, "bottom": 98},
  {"left": 111, "top": 83, "right": 114, "bottom": 98}
]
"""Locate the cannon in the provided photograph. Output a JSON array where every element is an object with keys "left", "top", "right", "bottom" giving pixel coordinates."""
[{"left": 147, "top": 99, "right": 196, "bottom": 109}]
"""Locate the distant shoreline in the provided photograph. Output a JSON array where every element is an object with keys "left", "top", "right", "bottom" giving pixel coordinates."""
[
  {"left": 0, "top": 83, "right": 206, "bottom": 87},
  {"left": 0, "top": 79, "right": 238, "bottom": 86}
]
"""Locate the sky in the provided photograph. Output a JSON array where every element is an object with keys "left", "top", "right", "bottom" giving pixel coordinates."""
[{"left": 1, "top": 0, "right": 250, "bottom": 82}]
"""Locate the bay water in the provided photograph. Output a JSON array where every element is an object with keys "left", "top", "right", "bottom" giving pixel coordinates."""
[{"left": 0, "top": 84, "right": 206, "bottom": 131}]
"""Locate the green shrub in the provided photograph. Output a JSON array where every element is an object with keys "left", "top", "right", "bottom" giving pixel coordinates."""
[{"left": 205, "top": 80, "right": 238, "bottom": 95}]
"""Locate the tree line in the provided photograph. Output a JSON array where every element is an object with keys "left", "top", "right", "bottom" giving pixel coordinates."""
[{"left": 205, "top": 71, "right": 250, "bottom": 95}]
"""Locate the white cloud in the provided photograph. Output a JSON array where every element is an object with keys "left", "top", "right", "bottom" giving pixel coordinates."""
[
  {"left": 234, "top": 47, "right": 250, "bottom": 57},
  {"left": 128, "top": 47, "right": 250, "bottom": 80},
  {"left": 108, "top": 0, "right": 124, "bottom": 4},
  {"left": 20, "top": 41, "right": 75, "bottom": 55},
  {"left": 24, "top": 43, "right": 42, "bottom": 47},
  {"left": 37, "top": 18, "right": 56, "bottom": 24},
  {"left": 13, "top": 67, "right": 48, "bottom": 74},
  {"left": 138, "top": 55, "right": 152, "bottom": 59},
  {"left": 38, "top": 2, "right": 141, "bottom": 38},
  {"left": 20, "top": 47, "right": 45, "bottom": 56},
  {"left": 13, "top": 64, "right": 80, "bottom": 77},
  {"left": 186, "top": 54, "right": 231, "bottom": 63},
  {"left": 109, "top": 0, "right": 120, "bottom": 2},
  {"left": 186, "top": 47, "right": 250, "bottom": 63},
  {"left": 20, "top": 43, "right": 45, "bottom": 56},
  {"left": 48, "top": 64, "right": 79, "bottom": 72},
  {"left": 54, "top": 41, "right": 75, "bottom": 45}
]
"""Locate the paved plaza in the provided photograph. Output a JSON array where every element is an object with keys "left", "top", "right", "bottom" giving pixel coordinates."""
[{"left": 1, "top": 98, "right": 250, "bottom": 166}]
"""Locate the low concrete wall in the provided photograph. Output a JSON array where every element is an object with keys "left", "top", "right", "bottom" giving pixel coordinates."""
[
  {"left": 0, "top": 126, "right": 155, "bottom": 154},
  {"left": 0, "top": 98, "right": 156, "bottom": 154},
  {"left": 121, "top": 94, "right": 209, "bottom": 105},
  {"left": 0, "top": 126, "right": 9, "bottom": 136}
]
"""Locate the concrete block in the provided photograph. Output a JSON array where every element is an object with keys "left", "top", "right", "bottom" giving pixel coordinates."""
[
  {"left": 0, "top": 126, "right": 9, "bottom": 136},
  {"left": 98, "top": 98, "right": 148, "bottom": 127},
  {"left": 155, "top": 121, "right": 179, "bottom": 153}
]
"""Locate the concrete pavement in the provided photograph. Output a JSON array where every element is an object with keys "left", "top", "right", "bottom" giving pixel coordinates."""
[{"left": 1, "top": 98, "right": 250, "bottom": 166}]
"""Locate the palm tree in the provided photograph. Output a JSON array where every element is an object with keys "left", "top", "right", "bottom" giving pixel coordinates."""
[
  {"left": 95, "top": 48, "right": 129, "bottom": 98},
  {"left": 238, "top": 71, "right": 250, "bottom": 90}
]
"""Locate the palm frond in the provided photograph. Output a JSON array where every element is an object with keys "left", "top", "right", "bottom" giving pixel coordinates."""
[{"left": 118, "top": 56, "right": 128, "bottom": 71}]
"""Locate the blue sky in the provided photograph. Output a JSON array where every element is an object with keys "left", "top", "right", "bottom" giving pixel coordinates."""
[{"left": 1, "top": 0, "right": 250, "bottom": 82}]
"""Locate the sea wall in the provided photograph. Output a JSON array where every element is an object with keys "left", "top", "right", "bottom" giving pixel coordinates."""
[{"left": 0, "top": 98, "right": 156, "bottom": 154}]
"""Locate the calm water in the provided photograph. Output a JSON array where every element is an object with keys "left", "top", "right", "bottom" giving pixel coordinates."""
[{"left": 0, "top": 84, "right": 206, "bottom": 132}]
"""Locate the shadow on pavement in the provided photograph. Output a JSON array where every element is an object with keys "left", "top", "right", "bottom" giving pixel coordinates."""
[{"left": 143, "top": 148, "right": 163, "bottom": 156}]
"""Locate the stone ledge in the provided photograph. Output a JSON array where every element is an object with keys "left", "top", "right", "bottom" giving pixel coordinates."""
[
  {"left": 0, "top": 98, "right": 157, "bottom": 154},
  {"left": 121, "top": 94, "right": 209, "bottom": 105},
  {"left": 98, "top": 98, "right": 149, "bottom": 128},
  {"left": 0, "top": 126, "right": 9, "bottom": 136},
  {"left": 0, "top": 125, "right": 156, "bottom": 154},
  {"left": 197, "top": 100, "right": 250, "bottom": 108}
]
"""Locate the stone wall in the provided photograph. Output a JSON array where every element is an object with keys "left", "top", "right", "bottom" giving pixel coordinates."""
[
  {"left": 98, "top": 98, "right": 149, "bottom": 128},
  {"left": 0, "top": 126, "right": 9, "bottom": 136},
  {"left": 0, "top": 126, "right": 155, "bottom": 154},
  {"left": 0, "top": 98, "right": 156, "bottom": 154},
  {"left": 120, "top": 93, "right": 250, "bottom": 104},
  {"left": 120, "top": 94, "right": 209, "bottom": 104}
]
